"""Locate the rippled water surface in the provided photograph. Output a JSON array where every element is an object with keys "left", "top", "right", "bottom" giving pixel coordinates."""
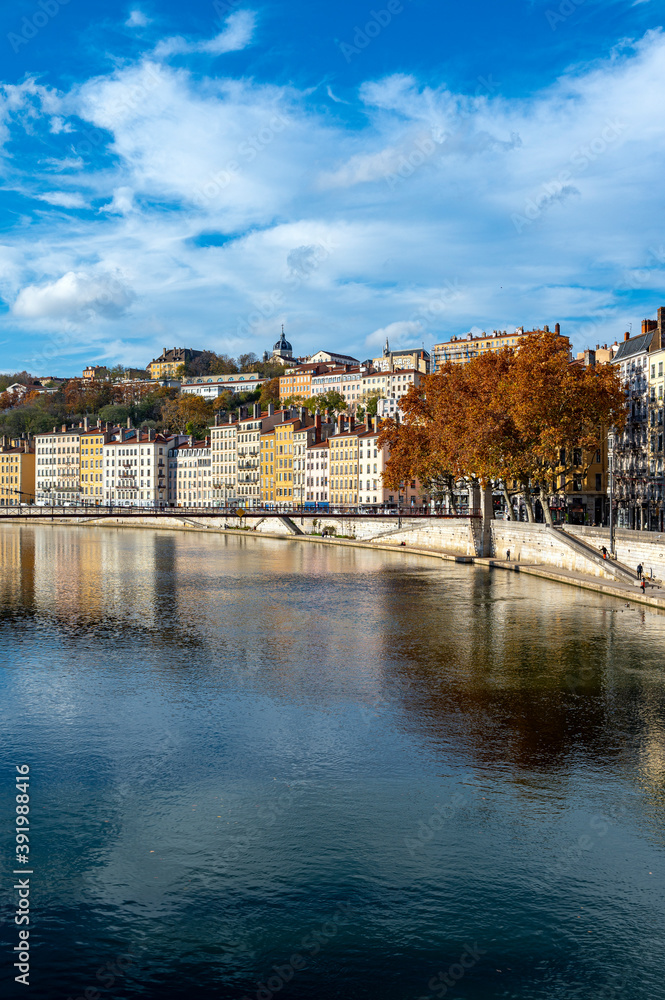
[{"left": 0, "top": 524, "right": 664, "bottom": 999}]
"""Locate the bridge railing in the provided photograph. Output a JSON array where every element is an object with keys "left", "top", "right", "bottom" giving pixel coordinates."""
[{"left": 0, "top": 504, "right": 482, "bottom": 519}]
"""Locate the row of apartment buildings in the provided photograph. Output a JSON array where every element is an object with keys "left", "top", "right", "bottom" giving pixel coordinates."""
[
  {"left": 611, "top": 308, "right": 665, "bottom": 529},
  {"left": 0, "top": 405, "right": 420, "bottom": 509}
]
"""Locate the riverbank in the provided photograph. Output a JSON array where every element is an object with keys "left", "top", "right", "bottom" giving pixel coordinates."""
[{"left": 5, "top": 513, "right": 664, "bottom": 611}]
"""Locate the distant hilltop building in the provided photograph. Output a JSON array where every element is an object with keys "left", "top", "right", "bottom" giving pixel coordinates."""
[
  {"left": 431, "top": 324, "right": 569, "bottom": 371},
  {"left": 82, "top": 365, "right": 109, "bottom": 381},
  {"left": 373, "top": 338, "right": 429, "bottom": 373},
  {"left": 263, "top": 327, "right": 294, "bottom": 366},
  {"left": 309, "top": 349, "right": 360, "bottom": 366},
  {"left": 148, "top": 347, "right": 204, "bottom": 379}
]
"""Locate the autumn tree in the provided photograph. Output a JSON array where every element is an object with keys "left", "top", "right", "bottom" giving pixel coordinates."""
[
  {"left": 212, "top": 391, "right": 234, "bottom": 413},
  {"left": 0, "top": 390, "right": 23, "bottom": 411},
  {"left": 238, "top": 352, "right": 259, "bottom": 371},
  {"left": 259, "top": 377, "right": 281, "bottom": 408},
  {"left": 210, "top": 354, "right": 239, "bottom": 375},
  {"left": 160, "top": 394, "right": 213, "bottom": 435},
  {"left": 379, "top": 331, "right": 625, "bottom": 522}
]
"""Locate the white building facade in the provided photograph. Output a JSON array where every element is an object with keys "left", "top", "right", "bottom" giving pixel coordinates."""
[
  {"left": 103, "top": 430, "right": 174, "bottom": 507},
  {"left": 172, "top": 439, "right": 213, "bottom": 506},
  {"left": 181, "top": 373, "right": 266, "bottom": 400},
  {"left": 35, "top": 426, "right": 83, "bottom": 505}
]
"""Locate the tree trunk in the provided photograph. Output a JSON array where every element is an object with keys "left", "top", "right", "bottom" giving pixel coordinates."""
[
  {"left": 522, "top": 482, "right": 535, "bottom": 522},
  {"left": 539, "top": 482, "right": 553, "bottom": 525},
  {"left": 501, "top": 481, "right": 515, "bottom": 520}
]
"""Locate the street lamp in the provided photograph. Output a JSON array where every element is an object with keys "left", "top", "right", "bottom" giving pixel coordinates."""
[{"left": 608, "top": 432, "right": 615, "bottom": 557}]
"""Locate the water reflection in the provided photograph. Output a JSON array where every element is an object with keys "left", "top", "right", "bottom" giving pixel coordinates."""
[{"left": 0, "top": 524, "right": 664, "bottom": 1000}]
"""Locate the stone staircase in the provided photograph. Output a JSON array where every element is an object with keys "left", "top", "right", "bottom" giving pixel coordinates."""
[{"left": 550, "top": 527, "right": 638, "bottom": 585}]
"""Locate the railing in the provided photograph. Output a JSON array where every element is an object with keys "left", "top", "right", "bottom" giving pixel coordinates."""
[{"left": 0, "top": 504, "right": 483, "bottom": 519}]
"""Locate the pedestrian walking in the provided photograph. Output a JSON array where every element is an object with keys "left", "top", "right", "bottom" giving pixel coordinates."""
[
  {"left": 637, "top": 563, "right": 643, "bottom": 580},
  {"left": 601, "top": 545, "right": 607, "bottom": 560},
  {"left": 641, "top": 579, "right": 646, "bottom": 593}
]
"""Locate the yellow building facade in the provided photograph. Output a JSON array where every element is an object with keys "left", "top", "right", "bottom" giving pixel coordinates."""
[
  {"left": 329, "top": 426, "right": 362, "bottom": 506},
  {"left": 147, "top": 348, "right": 202, "bottom": 380},
  {"left": 79, "top": 429, "right": 108, "bottom": 504},
  {"left": 260, "top": 429, "right": 276, "bottom": 504},
  {"left": 432, "top": 325, "right": 570, "bottom": 370},
  {"left": 0, "top": 441, "right": 35, "bottom": 506}
]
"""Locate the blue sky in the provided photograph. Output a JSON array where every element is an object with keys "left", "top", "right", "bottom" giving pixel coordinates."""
[{"left": 0, "top": 0, "right": 663, "bottom": 374}]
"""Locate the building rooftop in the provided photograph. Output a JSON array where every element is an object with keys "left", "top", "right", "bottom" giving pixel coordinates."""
[{"left": 613, "top": 332, "right": 654, "bottom": 362}]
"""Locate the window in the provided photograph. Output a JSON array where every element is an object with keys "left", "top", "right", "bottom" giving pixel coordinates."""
[{"left": 595, "top": 473, "right": 602, "bottom": 491}]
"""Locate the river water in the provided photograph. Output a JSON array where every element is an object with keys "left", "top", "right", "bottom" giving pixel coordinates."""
[{"left": 0, "top": 525, "right": 663, "bottom": 999}]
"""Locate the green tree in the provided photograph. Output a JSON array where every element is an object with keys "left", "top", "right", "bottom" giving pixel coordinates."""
[
  {"left": 303, "top": 390, "right": 347, "bottom": 416},
  {"left": 98, "top": 404, "right": 131, "bottom": 425}
]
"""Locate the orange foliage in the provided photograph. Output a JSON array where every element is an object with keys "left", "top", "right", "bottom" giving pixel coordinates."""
[{"left": 379, "top": 331, "right": 626, "bottom": 500}]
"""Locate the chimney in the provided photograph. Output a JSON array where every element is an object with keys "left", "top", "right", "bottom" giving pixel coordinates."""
[
  {"left": 215, "top": 413, "right": 220, "bottom": 426},
  {"left": 83, "top": 415, "right": 89, "bottom": 431},
  {"left": 61, "top": 424, "right": 66, "bottom": 432},
  {"left": 584, "top": 349, "right": 596, "bottom": 367},
  {"left": 314, "top": 412, "right": 321, "bottom": 431},
  {"left": 300, "top": 406, "right": 308, "bottom": 422},
  {"left": 188, "top": 434, "right": 194, "bottom": 447},
  {"left": 624, "top": 331, "right": 630, "bottom": 341},
  {"left": 555, "top": 323, "right": 560, "bottom": 335},
  {"left": 268, "top": 402, "right": 274, "bottom": 416},
  {"left": 23, "top": 439, "right": 29, "bottom": 453},
  {"left": 337, "top": 415, "right": 344, "bottom": 434},
  {"left": 282, "top": 409, "right": 289, "bottom": 422},
  {"left": 149, "top": 429, "right": 155, "bottom": 442},
  {"left": 253, "top": 402, "right": 261, "bottom": 418},
  {"left": 127, "top": 417, "right": 131, "bottom": 428}
]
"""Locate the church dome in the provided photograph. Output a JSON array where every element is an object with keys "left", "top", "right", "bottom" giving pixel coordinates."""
[
  {"left": 274, "top": 331, "right": 292, "bottom": 352},
  {"left": 273, "top": 330, "right": 293, "bottom": 354}
]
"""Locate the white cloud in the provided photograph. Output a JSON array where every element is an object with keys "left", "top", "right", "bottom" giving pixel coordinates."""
[
  {"left": 100, "top": 186, "right": 136, "bottom": 215},
  {"left": 1, "top": 28, "right": 665, "bottom": 368},
  {"left": 126, "top": 9, "right": 151, "bottom": 27},
  {"left": 154, "top": 11, "right": 256, "bottom": 58},
  {"left": 13, "top": 272, "right": 135, "bottom": 321},
  {"left": 36, "top": 191, "right": 87, "bottom": 209},
  {"left": 42, "top": 156, "right": 84, "bottom": 172}
]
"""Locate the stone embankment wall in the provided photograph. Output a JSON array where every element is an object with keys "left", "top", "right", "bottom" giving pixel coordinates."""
[
  {"left": 565, "top": 524, "right": 665, "bottom": 581},
  {"left": 37, "top": 513, "right": 482, "bottom": 557},
  {"left": 490, "top": 521, "right": 619, "bottom": 580},
  {"left": 16, "top": 513, "right": 665, "bottom": 581}
]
